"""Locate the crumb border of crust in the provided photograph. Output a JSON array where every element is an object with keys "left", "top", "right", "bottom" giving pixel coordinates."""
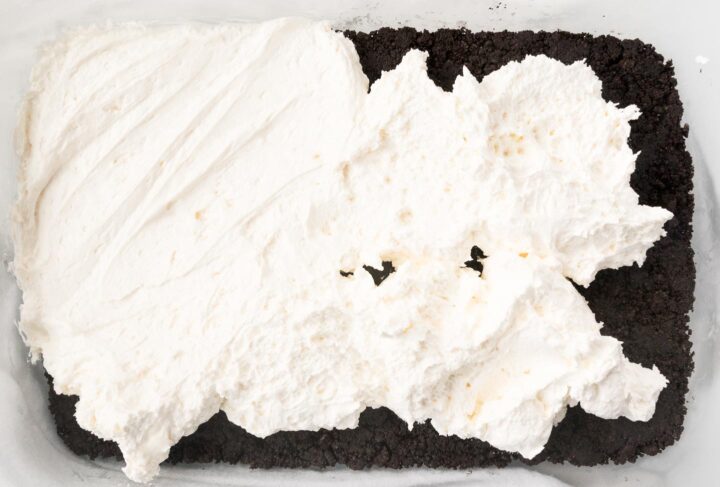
[{"left": 43, "top": 26, "right": 694, "bottom": 470}]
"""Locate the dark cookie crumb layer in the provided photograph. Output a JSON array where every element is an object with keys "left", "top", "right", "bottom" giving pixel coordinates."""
[{"left": 46, "top": 27, "right": 694, "bottom": 470}]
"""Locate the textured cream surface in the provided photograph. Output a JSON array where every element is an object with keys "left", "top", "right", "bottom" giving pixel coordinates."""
[{"left": 13, "top": 18, "right": 671, "bottom": 483}]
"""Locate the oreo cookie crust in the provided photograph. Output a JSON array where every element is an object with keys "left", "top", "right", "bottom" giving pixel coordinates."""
[{"left": 45, "top": 28, "right": 694, "bottom": 469}]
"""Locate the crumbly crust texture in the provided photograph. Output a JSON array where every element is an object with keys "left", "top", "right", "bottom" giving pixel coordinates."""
[{"left": 46, "top": 27, "right": 694, "bottom": 469}]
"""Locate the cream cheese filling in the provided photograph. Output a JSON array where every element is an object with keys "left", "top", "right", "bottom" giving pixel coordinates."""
[{"left": 13, "top": 18, "right": 671, "bottom": 483}]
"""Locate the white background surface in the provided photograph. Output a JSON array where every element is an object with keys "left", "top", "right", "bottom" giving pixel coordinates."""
[{"left": 1, "top": 1, "right": 718, "bottom": 486}]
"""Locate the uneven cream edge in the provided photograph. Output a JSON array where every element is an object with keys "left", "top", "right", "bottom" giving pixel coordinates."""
[{"left": 12, "top": 18, "right": 670, "bottom": 483}]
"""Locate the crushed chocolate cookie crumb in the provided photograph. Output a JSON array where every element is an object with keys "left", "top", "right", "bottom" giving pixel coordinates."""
[{"left": 46, "top": 27, "right": 694, "bottom": 470}]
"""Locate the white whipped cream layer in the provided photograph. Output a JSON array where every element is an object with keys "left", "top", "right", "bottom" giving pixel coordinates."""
[{"left": 13, "top": 18, "right": 671, "bottom": 483}]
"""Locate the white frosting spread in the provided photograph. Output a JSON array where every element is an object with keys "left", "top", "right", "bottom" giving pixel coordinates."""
[{"left": 12, "top": 18, "right": 672, "bottom": 483}]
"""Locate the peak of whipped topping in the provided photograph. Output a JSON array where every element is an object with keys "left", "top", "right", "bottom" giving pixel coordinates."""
[{"left": 13, "top": 18, "right": 671, "bottom": 483}]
